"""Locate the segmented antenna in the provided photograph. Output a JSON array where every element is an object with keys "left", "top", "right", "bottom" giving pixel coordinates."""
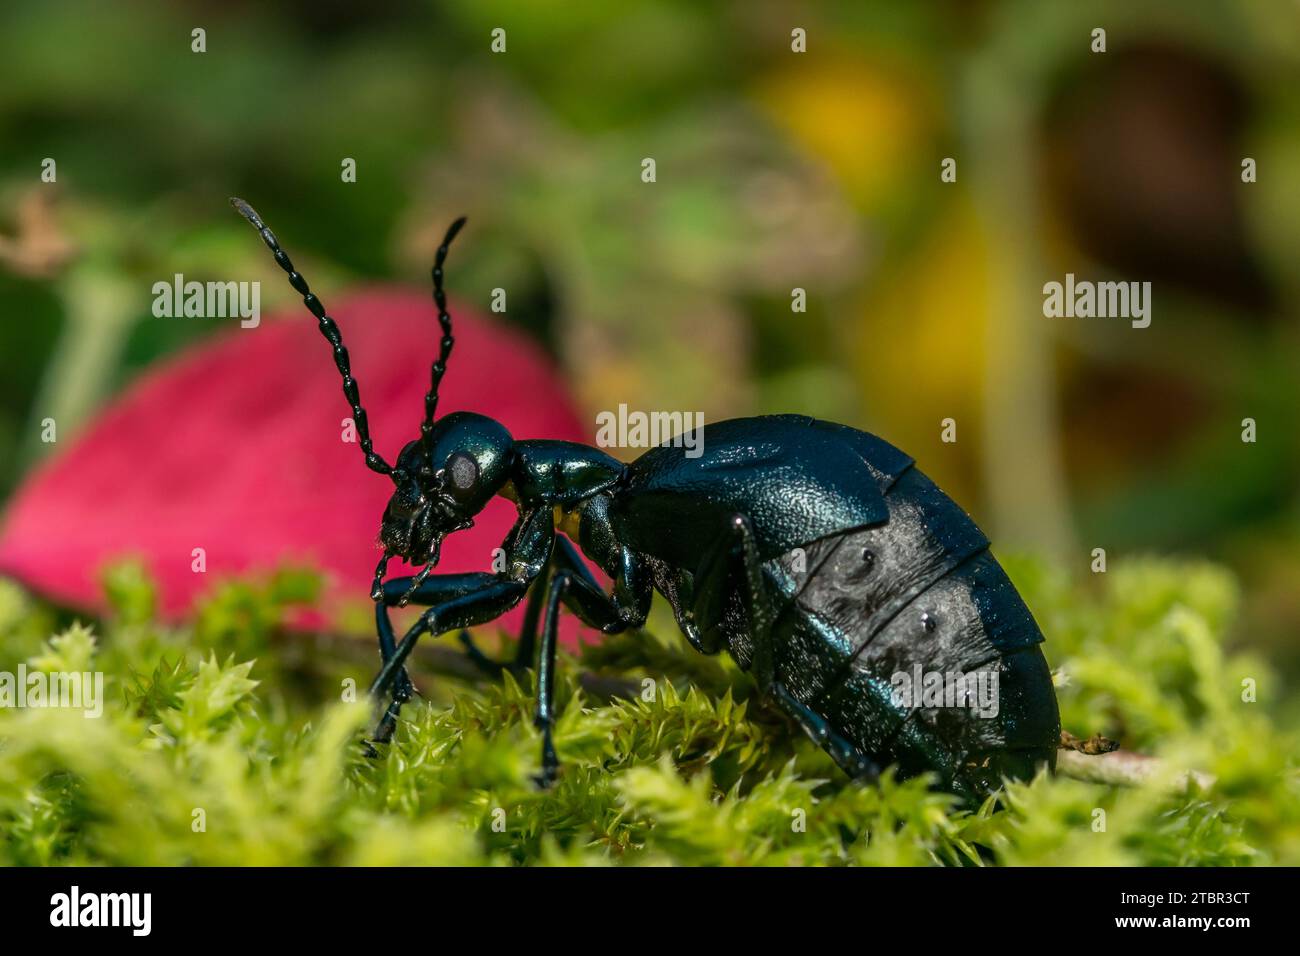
[
  {"left": 421, "top": 216, "right": 468, "bottom": 448},
  {"left": 229, "top": 197, "right": 392, "bottom": 477}
]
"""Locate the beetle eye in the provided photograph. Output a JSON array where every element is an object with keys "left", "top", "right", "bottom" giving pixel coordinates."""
[{"left": 446, "top": 452, "right": 479, "bottom": 498}]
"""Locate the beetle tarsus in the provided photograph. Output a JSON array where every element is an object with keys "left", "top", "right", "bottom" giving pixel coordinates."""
[
  {"left": 532, "top": 727, "right": 559, "bottom": 789},
  {"left": 369, "top": 679, "right": 413, "bottom": 747}
]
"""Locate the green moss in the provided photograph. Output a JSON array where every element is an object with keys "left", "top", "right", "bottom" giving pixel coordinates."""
[{"left": 0, "top": 556, "right": 1295, "bottom": 866}]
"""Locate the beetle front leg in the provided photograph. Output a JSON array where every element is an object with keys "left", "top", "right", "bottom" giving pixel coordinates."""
[
  {"left": 369, "top": 577, "right": 529, "bottom": 707},
  {"left": 458, "top": 564, "right": 551, "bottom": 676},
  {"left": 370, "top": 508, "right": 554, "bottom": 741},
  {"left": 373, "top": 598, "right": 421, "bottom": 743},
  {"left": 371, "top": 572, "right": 497, "bottom": 743}
]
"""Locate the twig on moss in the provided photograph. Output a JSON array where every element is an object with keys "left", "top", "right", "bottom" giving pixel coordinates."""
[
  {"left": 1056, "top": 747, "right": 1215, "bottom": 790},
  {"left": 1059, "top": 729, "right": 1120, "bottom": 755}
]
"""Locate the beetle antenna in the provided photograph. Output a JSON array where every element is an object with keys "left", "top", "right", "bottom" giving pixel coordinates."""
[
  {"left": 420, "top": 216, "right": 468, "bottom": 449},
  {"left": 230, "top": 197, "right": 393, "bottom": 477}
]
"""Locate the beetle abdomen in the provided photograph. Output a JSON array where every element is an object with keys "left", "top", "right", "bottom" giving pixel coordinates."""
[
  {"left": 807, "top": 548, "right": 1059, "bottom": 800},
  {"left": 755, "top": 466, "right": 1060, "bottom": 799}
]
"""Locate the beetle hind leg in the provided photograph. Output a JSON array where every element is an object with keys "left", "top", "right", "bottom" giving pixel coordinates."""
[
  {"left": 772, "top": 683, "right": 880, "bottom": 782},
  {"left": 696, "top": 514, "right": 879, "bottom": 784}
]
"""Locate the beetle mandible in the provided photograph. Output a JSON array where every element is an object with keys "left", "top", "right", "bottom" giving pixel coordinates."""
[{"left": 231, "top": 197, "right": 1060, "bottom": 800}]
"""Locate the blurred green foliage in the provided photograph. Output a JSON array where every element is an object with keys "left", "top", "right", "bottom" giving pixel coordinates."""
[{"left": 0, "top": 554, "right": 1294, "bottom": 866}]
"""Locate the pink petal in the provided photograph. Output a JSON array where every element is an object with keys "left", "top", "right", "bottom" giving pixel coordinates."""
[{"left": 0, "top": 288, "right": 597, "bottom": 647}]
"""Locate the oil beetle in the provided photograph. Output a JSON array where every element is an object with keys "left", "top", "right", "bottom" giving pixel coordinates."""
[{"left": 231, "top": 198, "right": 1060, "bottom": 799}]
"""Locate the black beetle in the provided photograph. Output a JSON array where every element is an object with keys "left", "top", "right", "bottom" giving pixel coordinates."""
[{"left": 231, "top": 198, "right": 1060, "bottom": 800}]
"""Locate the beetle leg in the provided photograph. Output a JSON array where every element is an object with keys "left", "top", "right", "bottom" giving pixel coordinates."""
[
  {"left": 370, "top": 576, "right": 528, "bottom": 709},
  {"left": 373, "top": 598, "right": 416, "bottom": 744},
  {"left": 692, "top": 514, "right": 776, "bottom": 679},
  {"left": 374, "top": 572, "right": 494, "bottom": 741},
  {"left": 771, "top": 683, "right": 880, "bottom": 782},
  {"left": 457, "top": 563, "right": 551, "bottom": 676},
  {"left": 457, "top": 506, "right": 558, "bottom": 675},
  {"left": 737, "top": 518, "right": 879, "bottom": 781},
  {"left": 371, "top": 508, "right": 554, "bottom": 740},
  {"left": 531, "top": 535, "right": 649, "bottom": 786},
  {"left": 369, "top": 572, "right": 518, "bottom": 743},
  {"left": 512, "top": 562, "right": 549, "bottom": 669},
  {"left": 692, "top": 516, "right": 878, "bottom": 781},
  {"left": 663, "top": 568, "right": 715, "bottom": 655}
]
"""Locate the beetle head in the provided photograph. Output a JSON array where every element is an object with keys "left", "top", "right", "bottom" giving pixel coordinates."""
[{"left": 373, "top": 412, "right": 514, "bottom": 602}]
